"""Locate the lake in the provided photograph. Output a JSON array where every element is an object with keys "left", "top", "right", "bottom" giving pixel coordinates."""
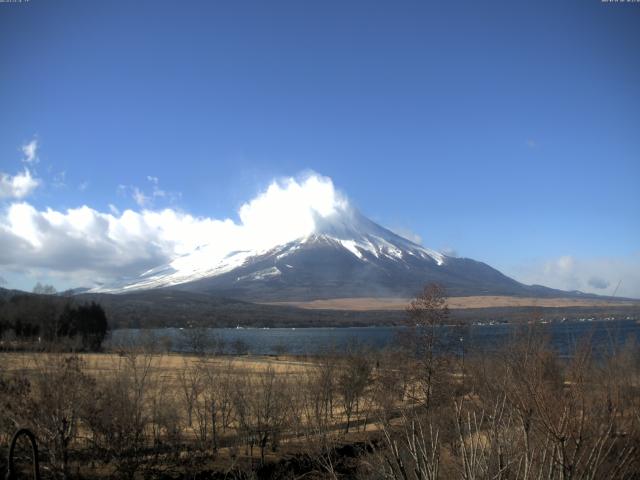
[{"left": 108, "top": 317, "right": 640, "bottom": 357}]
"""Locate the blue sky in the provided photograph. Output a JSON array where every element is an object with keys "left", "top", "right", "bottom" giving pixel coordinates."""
[{"left": 1, "top": 0, "right": 639, "bottom": 297}]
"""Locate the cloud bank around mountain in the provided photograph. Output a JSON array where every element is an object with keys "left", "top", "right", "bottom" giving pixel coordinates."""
[{"left": 0, "top": 173, "right": 350, "bottom": 289}]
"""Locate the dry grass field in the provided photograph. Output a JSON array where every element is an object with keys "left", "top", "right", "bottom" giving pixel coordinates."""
[
  {"left": 1, "top": 336, "right": 639, "bottom": 479},
  {"left": 0, "top": 351, "right": 315, "bottom": 376},
  {"left": 0, "top": 349, "right": 394, "bottom": 478},
  {"left": 266, "top": 295, "right": 640, "bottom": 311}
]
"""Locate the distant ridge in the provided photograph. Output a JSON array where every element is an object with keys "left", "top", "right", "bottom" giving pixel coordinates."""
[{"left": 1, "top": 287, "right": 637, "bottom": 330}]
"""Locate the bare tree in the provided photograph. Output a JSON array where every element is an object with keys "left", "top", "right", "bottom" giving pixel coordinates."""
[
  {"left": 231, "top": 338, "right": 249, "bottom": 355},
  {"left": 149, "top": 375, "right": 182, "bottom": 449},
  {"left": 180, "top": 327, "right": 215, "bottom": 355},
  {"left": 217, "top": 359, "right": 237, "bottom": 435},
  {"left": 177, "top": 359, "right": 203, "bottom": 428},
  {"left": 254, "top": 366, "right": 290, "bottom": 464},
  {"left": 233, "top": 366, "right": 290, "bottom": 465},
  {"left": 405, "top": 283, "right": 451, "bottom": 410},
  {"left": 371, "top": 410, "right": 441, "bottom": 480},
  {"left": 32, "top": 282, "right": 57, "bottom": 295},
  {"left": 193, "top": 360, "right": 232, "bottom": 452},
  {"left": 305, "top": 358, "right": 336, "bottom": 437},
  {"left": 82, "top": 350, "right": 154, "bottom": 479},
  {"left": 3, "top": 354, "right": 94, "bottom": 479},
  {"left": 337, "top": 350, "right": 372, "bottom": 433}
]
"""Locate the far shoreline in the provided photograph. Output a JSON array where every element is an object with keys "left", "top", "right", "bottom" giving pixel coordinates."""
[{"left": 264, "top": 295, "right": 640, "bottom": 311}]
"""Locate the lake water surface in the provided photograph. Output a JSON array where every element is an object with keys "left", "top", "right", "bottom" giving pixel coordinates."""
[{"left": 109, "top": 318, "right": 640, "bottom": 357}]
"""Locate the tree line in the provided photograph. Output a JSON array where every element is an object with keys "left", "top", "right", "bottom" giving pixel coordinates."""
[{"left": 0, "top": 286, "right": 109, "bottom": 351}]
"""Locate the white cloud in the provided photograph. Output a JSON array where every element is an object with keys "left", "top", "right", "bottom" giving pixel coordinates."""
[
  {"left": 390, "top": 227, "right": 422, "bottom": 245},
  {"left": 0, "top": 173, "right": 349, "bottom": 288},
  {"left": 588, "top": 276, "right": 610, "bottom": 290},
  {"left": 441, "top": 247, "right": 458, "bottom": 258},
  {"left": 132, "top": 187, "right": 150, "bottom": 207},
  {"left": 0, "top": 203, "right": 181, "bottom": 284},
  {"left": 0, "top": 169, "right": 40, "bottom": 199},
  {"left": 78, "top": 181, "right": 89, "bottom": 191},
  {"left": 507, "top": 254, "right": 640, "bottom": 299},
  {"left": 21, "top": 138, "right": 39, "bottom": 163}
]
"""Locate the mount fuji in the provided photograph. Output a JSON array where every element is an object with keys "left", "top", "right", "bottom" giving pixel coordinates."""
[{"left": 93, "top": 204, "right": 571, "bottom": 302}]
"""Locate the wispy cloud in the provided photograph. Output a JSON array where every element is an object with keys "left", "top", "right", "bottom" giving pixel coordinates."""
[
  {"left": 507, "top": 254, "right": 640, "bottom": 299},
  {"left": 118, "top": 177, "right": 175, "bottom": 208},
  {"left": 0, "top": 174, "right": 348, "bottom": 287},
  {"left": 52, "top": 171, "right": 67, "bottom": 189},
  {"left": 526, "top": 139, "right": 537, "bottom": 149},
  {"left": 132, "top": 187, "right": 150, "bottom": 207},
  {"left": 147, "top": 175, "right": 166, "bottom": 198},
  {"left": 21, "top": 137, "right": 39, "bottom": 164},
  {"left": 1, "top": 138, "right": 42, "bottom": 199}
]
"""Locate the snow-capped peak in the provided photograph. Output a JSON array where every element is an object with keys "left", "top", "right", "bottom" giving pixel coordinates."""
[
  {"left": 307, "top": 208, "right": 444, "bottom": 265},
  {"left": 91, "top": 205, "right": 444, "bottom": 293}
]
